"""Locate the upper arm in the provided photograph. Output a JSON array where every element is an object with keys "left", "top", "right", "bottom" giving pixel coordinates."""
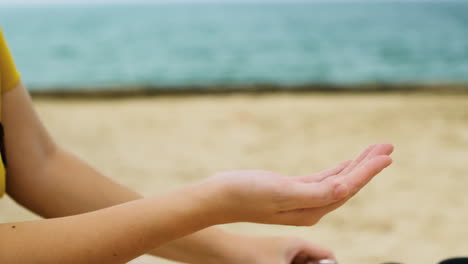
[
  {"left": 2, "top": 83, "right": 58, "bottom": 201},
  {"left": 0, "top": 30, "right": 138, "bottom": 217},
  {"left": 2, "top": 84, "right": 142, "bottom": 218},
  {"left": 1, "top": 29, "right": 56, "bottom": 200}
]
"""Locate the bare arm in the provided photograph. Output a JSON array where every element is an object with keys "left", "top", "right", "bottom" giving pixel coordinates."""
[
  {"left": 0, "top": 181, "right": 222, "bottom": 264},
  {"left": 2, "top": 83, "right": 254, "bottom": 264},
  {"left": 2, "top": 83, "right": 393, "bottom": 264}
]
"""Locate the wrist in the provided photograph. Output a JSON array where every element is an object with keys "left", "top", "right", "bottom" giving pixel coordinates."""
[
  {"left": 193, "top": 177, "right": 236, "bottom": 225},
  {"left": 177, "top": 178, "right": 231, "bottom": 228},
  {"left": 146, "top": 182, "right": 224, "bottom": 235}
]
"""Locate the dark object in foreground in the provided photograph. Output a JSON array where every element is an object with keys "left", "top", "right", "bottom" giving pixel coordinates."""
[
  {"left": 440, "top": 258, "right": 468, "bottom": 264},
  {"left": 381, "top": 257, "right": 468, "bottom": 264}
]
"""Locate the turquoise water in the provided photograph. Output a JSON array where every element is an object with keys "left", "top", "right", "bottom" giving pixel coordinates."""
[{"left": 1, "top": 2, "right": 468, "bottom": 90}]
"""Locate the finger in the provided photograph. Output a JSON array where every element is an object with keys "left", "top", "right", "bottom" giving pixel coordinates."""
[
  {"left": 365, "top": 143, "right": 394, "bottom": 160},
  {"left": 299, "top": 243, "right": 336, "bottom": 261},
  {"left": 341, "top": 155, "right": 393, "bottom": 196},
  {"left": 340, "top": 143, "right": 394, "bottom": 175},
  {"left": 300, "top": 144, "right": 393, "bottom": 183},
  {"left": 281, "top": 179, "right": 350, "bottom": 211},
  {"left": 310, "top": 155, "right": 393, "bottom": 215},
  {"left": 273, "top": 207, "right": 326, "bottom": 226},
  {"left": 297, "top": 160, "right": 352, "bottom": 183},
  {"left": 292, "top": 252, "right": 310, "bottom": 264},
  {"left": 279, "top": 147, "right": 394, "bottom": 212},
  {"left": 338, "top": 144, "right": 377, "bottom": 175}
]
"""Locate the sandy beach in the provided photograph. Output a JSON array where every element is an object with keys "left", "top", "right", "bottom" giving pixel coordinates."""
[{"left": 1, "top": 93, "right": 467, "bottom": 264}]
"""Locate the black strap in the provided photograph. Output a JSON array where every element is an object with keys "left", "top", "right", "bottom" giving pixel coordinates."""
[
  {"left": 439, "top": 258, "right": 468, "bottom": 264},
  {"left": 0, "top": 123, "right": 6, "bottom": 167}
]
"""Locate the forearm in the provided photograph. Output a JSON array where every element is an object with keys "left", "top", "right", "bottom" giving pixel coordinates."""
[
  {"left": 149, "top": 227, "right": 253, "bottom": 264},
  {"left": 4, "top": 85, "right": 246, "bottom": 264},
  {"left": 7, "top": 148, "right": 244, "bottom": 263},
  {"left": 1, "top": 182, "right": 217, "bottom": 264}
]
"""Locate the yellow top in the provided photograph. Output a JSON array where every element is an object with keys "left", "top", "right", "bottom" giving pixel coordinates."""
[{"left": 0, "top": 28, "right": 21, "bottom": 197}]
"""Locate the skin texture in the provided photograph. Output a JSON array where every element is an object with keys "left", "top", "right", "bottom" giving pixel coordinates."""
[{"left": 0, "top": 83, "right": 393, "bottom": 264}]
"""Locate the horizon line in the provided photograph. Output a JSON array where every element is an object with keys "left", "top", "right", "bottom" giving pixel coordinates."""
[{"left": 1, "top": 0, "right": 467, "bottom": 6}]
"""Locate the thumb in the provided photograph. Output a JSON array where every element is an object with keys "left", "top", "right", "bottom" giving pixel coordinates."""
[
  {"left": 289, "top": 240, "right": 336, "bottom": 263},
  {"left": 282, "top": 180, "right": 349, "bottom": 211}
]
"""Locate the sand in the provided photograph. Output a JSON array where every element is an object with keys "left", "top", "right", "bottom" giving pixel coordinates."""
[{"left": 1, "top": 93, "right": 467, "bottom": 264}]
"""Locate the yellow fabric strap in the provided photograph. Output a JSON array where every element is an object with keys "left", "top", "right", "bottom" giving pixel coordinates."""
[
  {"left": 0, "top": 27, "right": 21, "bottom": 197},
  {"left": 0, "top": 160, "right": 4, "bottom": 197},
  {"left": 0, "top": 28, "right": 21, "bottom": 94}
]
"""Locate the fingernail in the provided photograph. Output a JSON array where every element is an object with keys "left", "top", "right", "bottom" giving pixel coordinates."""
[{"left": 318, "top": 260, "right": 338, "bottom": 264}]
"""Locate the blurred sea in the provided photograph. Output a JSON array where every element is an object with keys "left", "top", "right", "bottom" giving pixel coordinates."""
[{"left": 1, "top": 1, "right": 468, "bottom": 90}]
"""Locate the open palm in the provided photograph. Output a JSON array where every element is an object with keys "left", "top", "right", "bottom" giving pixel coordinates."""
[{"left": 210, "top": 143, "right": 393, "bottom": 226}]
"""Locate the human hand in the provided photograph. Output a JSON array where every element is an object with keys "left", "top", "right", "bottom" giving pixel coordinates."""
[
  {"left": 205, "top": 144, "right": 393, "bottom": 225},
  {"left": 226, "top": 236, "right": 336, "bottom": 264}
]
